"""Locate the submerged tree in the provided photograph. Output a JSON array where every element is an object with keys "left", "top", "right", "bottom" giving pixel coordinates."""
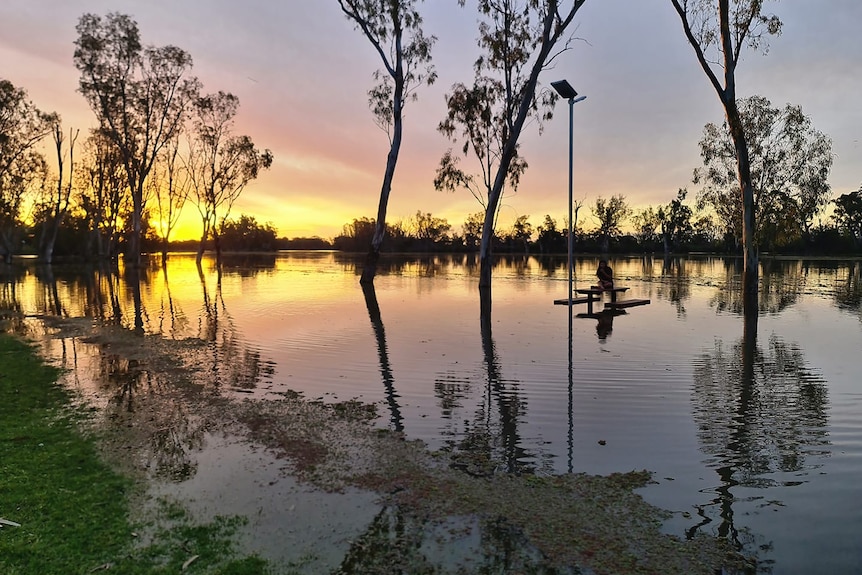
[
  {"left": 74, "top": 12, "right": 200, "bottom": 267},
  {"left": 187, "top": 91, "right": 273, "bottom": 266},
  {"left": 694, "top": 95, "right": 832, "bottom": 250},
  {"left": 436, "top": 0, "right": 586, "bottom": 288},
  {"left": 338, "top": 0, "right": 437, "bottom": 284},
  {"left": 670, "top": 0, "right": 783, "bottom": 304}
]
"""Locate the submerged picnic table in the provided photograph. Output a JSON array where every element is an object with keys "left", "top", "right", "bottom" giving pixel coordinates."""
[{"left": 554, "top": 286, "right": 650, "bottom": 314}]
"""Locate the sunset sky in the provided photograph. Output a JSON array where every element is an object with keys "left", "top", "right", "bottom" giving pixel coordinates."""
[{"left": 2, "top": 0, "right": 860, "bottom": 241}]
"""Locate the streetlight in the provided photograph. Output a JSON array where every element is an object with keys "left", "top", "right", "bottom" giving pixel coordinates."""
[{"left": 551, "top": 80, "right": 586, "bottom": 307}]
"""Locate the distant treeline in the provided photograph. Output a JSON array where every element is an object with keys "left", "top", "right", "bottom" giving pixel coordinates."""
[{"left": 168, "top": 193, "right": 862, "bottom": 256}]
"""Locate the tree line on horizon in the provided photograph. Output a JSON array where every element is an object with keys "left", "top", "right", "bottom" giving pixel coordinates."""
[{"left": 328, "top": 183, "right": 862, "bottom": 256}]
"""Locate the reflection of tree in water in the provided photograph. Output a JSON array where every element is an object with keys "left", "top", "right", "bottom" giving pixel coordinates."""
[
  {"left": 495, "top": 255, "right": 531, "bottom": 278},
  {"left": 362, "top": 283, "right": 404, "bottom": 432},
  {"left": 690, "top": 331, "right": 829, "bottom": 555},
  {"left": 656, "top": 257, "right": 691, "bottom": 317},
  {"left": 434, "top": 373, "right": 469, "bottom": 419},
  {"left": 447, "top": 289, "right": 536, "bottom": 477},
  {"left": 95, "top": 349, "right": 205, "bottom": 481},
  {"left": 0, "top": 264, "right": 26, "bottom": 320},
  {"left": 217, "top": 252, "right": 277, "bottom": 275},
  {"left": 710, "top": 259, "right": 807, "bottom": 315},
  {"left": 335, "top": 505, "right": 565, "bottom": 574},
  {"left": 834, "top": 261, "right": 861, "bottom": 316},
  {"left": 196, "top": 267, "right": 274, "bottom": 391},
  {"left": 534, "top": 255, "right": 566, "bottom": 277}
]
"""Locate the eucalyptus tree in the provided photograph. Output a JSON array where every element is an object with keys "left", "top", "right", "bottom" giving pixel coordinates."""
[
  {"left": 37, "top": 124, "right": 79, "bottom": 264},
  {"left": 669, "top": 0, "right": 782, "bottom": 302},
  {"left": 435, "top": 0, "right": 586, "bottom": 288},
  {"left": 149, "top": 131, "right": 191, "bottom": 261},
  {"left": 461, "top": 211, "right": 485, "bottom": 250},
  {"left": 658, "top": 188, "right": 694, "bottom": 256},
  {"left": 591, "top": 194, "right": 630, "bottom": 253},
  {"left": 77, "top": 130, "right": 128, "bottom": 259},
  {"left": 187, "top": 91, "right": 273, "bottom": 266},
  {"left": 338, "top": 0, "right": 437, "bottom": 284},
  {"left": 694, "top": 95, "right": 833, "bottom": 250},
  {"left": 631, "top": 206, "right": 660, "bottom": 248},
  {"left": 833, "top": 189, "right": 862, "bottom": 249},
  {"left": 0, "top": 79, "right": 57, "bottom": 262},
  {"left": 74, "top": 12, "right": 200, "bottom": 267}
]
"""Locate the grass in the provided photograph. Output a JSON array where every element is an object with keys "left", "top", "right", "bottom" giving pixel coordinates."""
[{"left": 0, "top": 334, "right": 272, "bottom": 575}]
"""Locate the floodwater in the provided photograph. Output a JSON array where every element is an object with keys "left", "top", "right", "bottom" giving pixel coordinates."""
[{"left": 4, "top": 252, "right": 862, "bottom": 573}]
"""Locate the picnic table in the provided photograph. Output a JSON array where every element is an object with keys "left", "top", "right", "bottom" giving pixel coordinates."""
[{"left": 554, "top": 286, "right": 650, "bottom": 314}]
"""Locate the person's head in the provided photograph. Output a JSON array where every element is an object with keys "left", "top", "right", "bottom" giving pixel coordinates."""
[{"left": 599, "top": 259, "right": 607, "bottom": 268}]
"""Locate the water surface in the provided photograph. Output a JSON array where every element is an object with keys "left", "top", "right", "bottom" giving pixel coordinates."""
[{"left": 5, "top": 253, "right": 861, "bottom": 573}]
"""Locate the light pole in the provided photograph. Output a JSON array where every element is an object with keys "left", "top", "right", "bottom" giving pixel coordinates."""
[{"left": 551, "top": 80, "right": 586, "bottom": 306}]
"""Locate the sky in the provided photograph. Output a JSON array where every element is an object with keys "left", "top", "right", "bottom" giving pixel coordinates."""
[{"left": 1, "top": 0, "right": 860, "bottom": 241}]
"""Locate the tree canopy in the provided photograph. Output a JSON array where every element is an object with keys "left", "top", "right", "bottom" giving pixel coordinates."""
[{"left": 694, "top": 95, "right": 833, "bottom": 249}]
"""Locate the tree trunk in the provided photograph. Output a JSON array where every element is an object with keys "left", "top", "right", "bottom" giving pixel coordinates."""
[
  {"left": 127, "top": 181, "right": 143, "bottom": 268},
  {"left": 724, "top": 98, "right": 759, "bottom": 317},
  {"left": 196, "top": 231, "right": 206, "bottom": 266},
  {"left": 478, "top": 204, "right": 497, "bottom": 289},
  {"left": 360, "top": 80, "right": 404, "bottom": 285}
]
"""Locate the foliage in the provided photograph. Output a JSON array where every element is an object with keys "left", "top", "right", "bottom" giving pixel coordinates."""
[
  {"left": 658, "top": 189, "right": 695, "bottom": 253},
  {"left": 149, "top": 129, "right": 191, "bottom": 257},
  {"left": 407, "top": 210, "right": 451, "bottom": 245},
  {"left": 694, "top": 95, "right": 832, "bottom": 249},
  {"left": 437, "top": 0, "right": 587, "bottom": 286},
  {"left": 670, "top": 0, "right": 784, "bottom": 298},
  {"left": 187, "top": 91, "right": 273, "bottom": 263},
  {"left": 631, "top": 206, "right": 661, "bottom": 246},
  {"left": 461, "top": 211, "right": 485, "bottom": 250},
  {"left": 219, "top": 214, "right": 278, "bottom": 252},
  {"left": 536, "top": 214, "right": 566, "bottom": 253},
  {"left": 833, "top": 189, "right": 862, "bottom": 247},
  {"left": 0, "top": 79, "right": 57, "bottom": 261},
  {"left": 592, "top": 195, "right": 631, "bottom": 251},
  {"left": 75, "top": 129, "right": 129, "bottom": 259},
  {"left": 74, "top": 12, "right": 200, "bottom": 265},
  {"left": 334, "top": 216, "right": 379, "bottom": 251}
]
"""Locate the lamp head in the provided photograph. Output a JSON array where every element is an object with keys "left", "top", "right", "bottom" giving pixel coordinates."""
[{"left": 551, "top": 79, "right": 578, "bottom": 100}]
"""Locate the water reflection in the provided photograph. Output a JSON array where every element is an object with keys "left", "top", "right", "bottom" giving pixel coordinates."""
[
  {"left": 335, "top": 505, "right": 568, "bottom": 574},
  {"left": 575, "top": 309, "right": 622, "bottom": 341},
  {"left": 691, "top": 327, "right": 829, "bottom": 554},
  {"left": 70, "top": 331, "right": 208, "bottom": 482},
  {"left": 835, "top": 261, "right": 862, "bottom": 315},
  {"left": 194, "top": 267, "right": 274, "bottom": 391},
  {"left": 708, "top": 259, "right": 807, "bottom": 316},
  {"left": 448, "top": 289, "right": 534, "bottom": 476},
  {"left": 362, "top": 282, "right": 404, "bottom": 432},
  {"left": 657, "top": 257, "right": 691, "bottom": 317},
  {"left": 4, "top": 253, "right": 861, "bottom": 573}
]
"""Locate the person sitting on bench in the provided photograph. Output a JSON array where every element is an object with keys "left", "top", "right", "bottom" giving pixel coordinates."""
[{"left": 596, "top": 260, "right": 614, "bottom": 290}]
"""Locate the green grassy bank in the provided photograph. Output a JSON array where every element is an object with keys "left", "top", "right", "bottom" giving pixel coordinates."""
[{"left": 0, "top": 334, "right": 270, "bottom": 575}]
